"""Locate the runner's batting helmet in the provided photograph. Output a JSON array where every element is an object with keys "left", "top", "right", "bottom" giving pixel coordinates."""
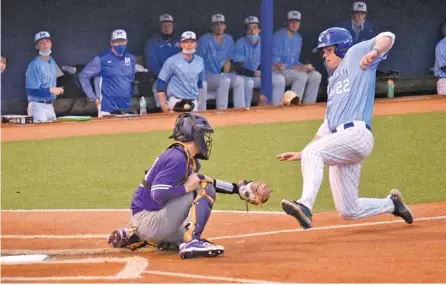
[{"left": 313, "top": 27, "right": 353, "bottom": 58}]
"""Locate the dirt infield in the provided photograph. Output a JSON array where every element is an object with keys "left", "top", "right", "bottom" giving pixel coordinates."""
[{"left": 2, "top": 95, "right": 446, "bottom": 283}]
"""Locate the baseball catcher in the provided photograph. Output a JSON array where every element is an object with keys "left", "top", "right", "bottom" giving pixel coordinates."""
[{"left": 108, "top": 112, "right": 272, "bottom": 259}]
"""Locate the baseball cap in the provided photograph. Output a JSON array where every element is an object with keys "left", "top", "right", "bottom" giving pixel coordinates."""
[
  {"left": 181, "top": 31, "right": 197, "bottom": 41},
  {"left": 211, "top": 14, "right": 226, "bottom": 24},
  {"left": 111, "top": 29, "right": 127, "bottom": 41},
  {"left": 159, "top": 14, "right": 174, "bottom": 22},
  {"left": 245, "top": 16, "right": 260, "bottom": 25},
  {"left": 34, "top": 31, "right": 51, "bottom": 43},
  {"left": 352, "top": 1, "right": 367, "bottom": 12},
  {"left": 287, "top": 10, "right": 302, "bottom": 21}
]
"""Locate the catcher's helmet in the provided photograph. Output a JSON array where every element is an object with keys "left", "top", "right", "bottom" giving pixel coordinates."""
[
  {"left": 169, "top": 112, "right": 214, "bottom": 160},
  {"left": 312, "top": 27, "right": 353, "bottom": 58}
]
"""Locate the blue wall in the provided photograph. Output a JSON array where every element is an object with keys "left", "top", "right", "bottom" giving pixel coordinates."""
[{"left": 1, "top": 0, "right": 445, "bottom": 114}]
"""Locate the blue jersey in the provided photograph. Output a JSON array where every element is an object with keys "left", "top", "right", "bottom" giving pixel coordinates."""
[
  {"left": 25, "top": 56, "right": 58, "bottom": 102},
  {"left": 144, "top": 34, "right": 181, "bottom": 77},
  {"left": 233, "top": 36, "right": 261, "bottom": 71},
  {"left": 435, "top": 38, "right": 446, "bottom": 78},
  {"left": 158, "top": 53, "right": 204, "bottom": 100},
  {"left": 79, "top": 49, "right": 136, "bottom": 113},
  {"left": 272, "top": 28, "right": 303, "bottom": 68},
  {"left": 131, "top": 144, "right": 201, "bottom": 212},
  {"left": 326, "top": 36, "right": 391, "bottom": 131},
  {"left": 337, "top": 20, "right": 374, "bottom": 45},
  {"left": 197, "top": 33, "right": 234, "bottom": 74}
]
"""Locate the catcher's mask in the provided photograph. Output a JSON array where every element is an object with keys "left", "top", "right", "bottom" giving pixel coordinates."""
[{"left": 169, "top": 112, "right": 214, "bottom": 160}]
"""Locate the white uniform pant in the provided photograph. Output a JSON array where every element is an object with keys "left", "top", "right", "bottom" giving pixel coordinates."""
[
  {"left": 298, "top": 121, "right": 394, "bottom": 219},
  {"left": 276, "top": 69, "right": 322, "bottom": 103},
  {"left": 242, "top": 72, "right": 286, "bottom": 106},
  {"left": 437, "top": 78, "right": 446, "bottom": 95},
  {"left": 205, "top": 73, "right": 246, "bottom": 109},
  {"left": 30, "top": 101, "right": 56, "bottom": 123}
]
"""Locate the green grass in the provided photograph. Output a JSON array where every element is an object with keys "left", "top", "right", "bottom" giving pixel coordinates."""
[{"left": 2, "top": 112, "right": 446, "bottom": 211}]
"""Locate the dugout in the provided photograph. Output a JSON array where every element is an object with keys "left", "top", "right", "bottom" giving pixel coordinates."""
[{"left": 1, "top": 0, "right": 444, "bottom": 115}]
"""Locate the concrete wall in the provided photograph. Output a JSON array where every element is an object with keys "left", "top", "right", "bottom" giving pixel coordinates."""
[{"left": 1, "top": 0, "right": 445, "bottom": 114}]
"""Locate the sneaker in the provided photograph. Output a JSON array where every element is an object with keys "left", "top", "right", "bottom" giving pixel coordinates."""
[
  {"left": 179, "top": 239, "right": 224, "bottom": 259},
  {"left": 390, "top": 189, "right": 413, "bottom": 224},
  {"left": 281, "top": 199, "right": 313, "bottom": 229}
]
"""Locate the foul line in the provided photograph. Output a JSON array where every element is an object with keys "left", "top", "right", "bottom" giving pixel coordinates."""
[
  {"left": 210, "top": 215, "right": 446, "bottom": 240},
  {"left": 142, "top": 270, "right": 278, "bottom": 283},
  {"left": 2, "top": 215, "right": 445, "bottom": 257},
  {"left": 1, "top": 257, "right": 148, "bottom": 281},
  {"left": 1, "top": 209, "right": 284, "bottom": 214}
]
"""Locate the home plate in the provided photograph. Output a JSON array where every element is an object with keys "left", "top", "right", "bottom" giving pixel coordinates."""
[{"left": 1, "top": 254, "right": 49, "bottom": 264}]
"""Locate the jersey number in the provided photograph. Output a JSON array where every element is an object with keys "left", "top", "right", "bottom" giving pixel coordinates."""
[{"left": 335, "top": 79, "right": 350, "bottom": 95}]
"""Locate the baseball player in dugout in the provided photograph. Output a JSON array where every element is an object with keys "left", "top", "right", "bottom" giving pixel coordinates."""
[
  {"left": 197, "top": 14, "right": 249, "bottom": 109},
  {"left": 435, "top": 20, "right": 446, "bottom": 95},
  {"left": 145, "top": 14, "right": 181, "bottom": 108},
  {"left": 272, "top": 10, "right": 322, "bottom": 104},
  {"left": 338, "top": 2, "right": 374, "bottom": 45},
  {"left": 108, "top": 113, "right": 271, "bottom": 259},
  {"left": 233, "top": 16, "right": 286, "bottom": 106},
  {"left": 79, "top": 29, "right": 136, "bottom": 117},
  {"left": 25, "top": 31, "right": 64, "bottom": 123},
  {"left": 277, "top": 28, "right": 413, "bottom": 229},
  {"left": 156, "top": 31, "right": 207, "bottom": 112}
]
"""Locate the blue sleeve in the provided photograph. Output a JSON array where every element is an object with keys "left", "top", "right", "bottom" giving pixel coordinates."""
[
  {"left": 293, "top": 35, "right": 303, "bottom": 65},
  {"left": 197, "top": 69, "right": 204, "bottom": 88},
  {"left": 227, "top": 36, "right": 235, "bottom": 60},
  {"left": 158, "top": 57, "right": 172, "bottom": 83},
  {"left": 233, "top": 39, "right": 245, "bottom": 63},
  {"left": 272, "top": 32, "right": 282, "bottom": 64},
  {"left": 150, "top": 157, "right": 188, "bottom": 205},
  {"left": 436, "top": 42, "right": 446, "bottom": 67},
  {"left": 348, "top": 36, "right": 387, "bottom": 70},
  {"left": 197, "top": 36, "right": 207, "bottom": 58},
  {"left": 79, "top": 56, "right": 102, "bottom": 101},
  {"left": 25, "top": 61, "right": 52, "bottom": 98},
  {"left": 157, "top": 79, "right": 167, "bottom": 91},
  {"left": 146, "top": 38, "right": 162, "bottom": 76}
]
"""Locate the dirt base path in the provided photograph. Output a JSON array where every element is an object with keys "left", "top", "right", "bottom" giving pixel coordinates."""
[{"left": 2, "top": 202, "right": 446, "bottom": 283}]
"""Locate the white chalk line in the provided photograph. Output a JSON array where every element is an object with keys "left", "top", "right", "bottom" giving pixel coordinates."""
[
  {"left": 1, "top": 209, "right": 284, "bottom": 214},
  {"left": 142, "top": 270, "right": 278, "bottom": 283},
  {"left": 2, "top": 215, "right": 445, "bottom": 241},
  {"left": 1, "top": 256, "right": 148, "bottom": 281}
]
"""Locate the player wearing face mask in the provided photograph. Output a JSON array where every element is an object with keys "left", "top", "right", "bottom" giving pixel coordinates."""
[
  {"left": 25, "top": 31, "right": 64, "bottom": 122},
  {"left": 79, "top": 29, "right": 136, "bottom": 116},
  {"left": 156, "top": 31, "right": 207, "bottom": 112},
  {"left": 145, "top": 14, "right": 182, "bottom": 108},
  {"left": 233, "top": 16, "right": 286, "bottom": 106}
]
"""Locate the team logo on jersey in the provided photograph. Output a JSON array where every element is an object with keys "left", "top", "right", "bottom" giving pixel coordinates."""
[{"left": 124, "top": 57, "right": 131, "bottom": 66}]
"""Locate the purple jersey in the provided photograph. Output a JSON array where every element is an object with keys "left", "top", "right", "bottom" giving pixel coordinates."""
[{"left": 131, "top": 144, "right": 201, "bottom": 213}]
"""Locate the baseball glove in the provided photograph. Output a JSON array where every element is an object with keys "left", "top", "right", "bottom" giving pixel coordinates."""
[
  {"left": 237, "top": 180, "right": 272, "bottom": 207},
  {"left": 173, "top": 99, "right": 195, "bottom": 112},
  {"left": 281, "top": 90, "right": 301, "bottom": 106}
]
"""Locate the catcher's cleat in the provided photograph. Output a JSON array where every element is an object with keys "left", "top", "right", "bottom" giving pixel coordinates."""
[
  {"left": 108, "top": 224, "right": 139, "bottom": 248},
  {"left": 281, "top": 199, "right": 313, "bottom": 229},
  {"left": 108, "top": 228, "right": 130, "bottom": 248},
  {"left": 390, "top": 189, "right": 413, "bottom": 224},
  {"left": 179, "top": 239, "right": 224, "bottom": 259}
]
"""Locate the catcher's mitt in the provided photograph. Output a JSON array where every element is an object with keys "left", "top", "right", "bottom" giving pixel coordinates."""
[
  {"left": 173, "top": 99, "right": 195, "bottom": 112},
  {"left": 237, "top": 180, "right": 272, "bottom": 207}
]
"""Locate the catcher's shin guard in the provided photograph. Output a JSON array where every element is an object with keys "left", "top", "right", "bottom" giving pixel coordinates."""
[{"left": 184, "top": 182, "right": 216, "bottom": 242}]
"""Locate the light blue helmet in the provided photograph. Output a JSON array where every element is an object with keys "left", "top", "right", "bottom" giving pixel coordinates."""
[{"left": 312, "top": 27, "right": 353, "bottom": 58}]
